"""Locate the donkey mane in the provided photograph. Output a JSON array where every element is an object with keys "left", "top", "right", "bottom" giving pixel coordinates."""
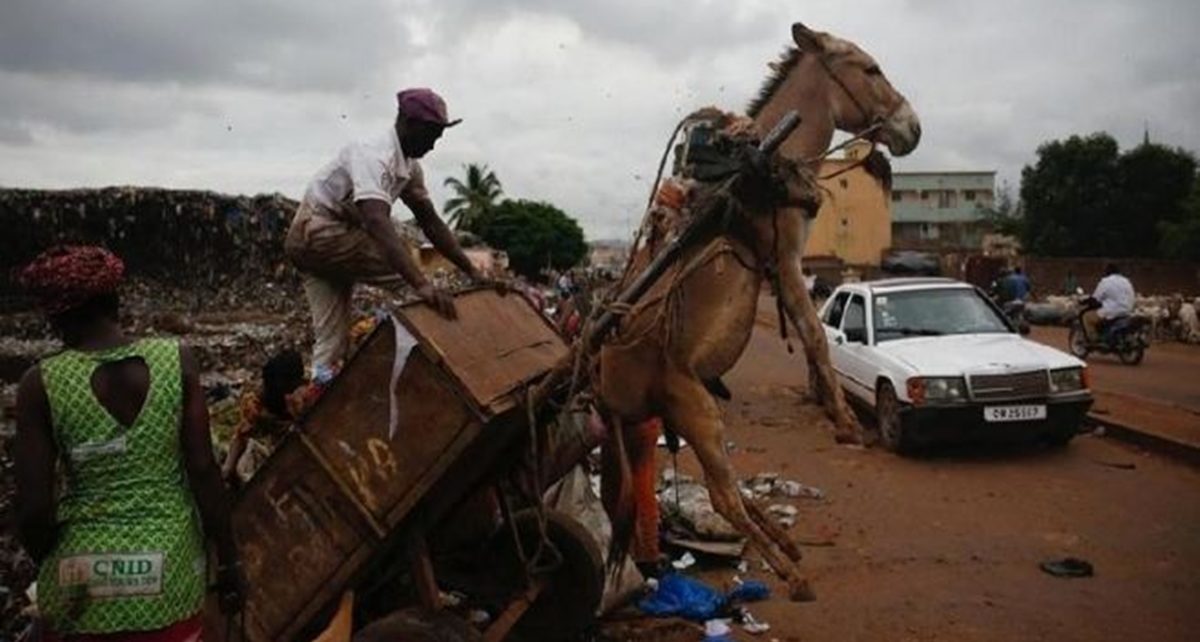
[{"left": 746, "top": 47, "right": 801, "bottom": 118}]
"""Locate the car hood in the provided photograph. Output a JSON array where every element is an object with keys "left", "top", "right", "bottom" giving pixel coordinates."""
[{"left": 875, "top": 333, "right": 1083, "bottom": 375}]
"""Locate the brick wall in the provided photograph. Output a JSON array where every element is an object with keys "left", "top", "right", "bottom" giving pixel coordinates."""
[{"left": 1023, "top": 257, "right": 1200, "bottom": 296}]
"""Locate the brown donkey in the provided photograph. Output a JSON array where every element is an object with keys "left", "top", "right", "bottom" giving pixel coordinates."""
[{"left": 597, "top": 23, "right": 921, "bottom": 601}]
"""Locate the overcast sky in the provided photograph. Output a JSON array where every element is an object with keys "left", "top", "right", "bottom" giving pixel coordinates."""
[{"left": 2, "top": 0, "right": 1198, "bottom": 240}]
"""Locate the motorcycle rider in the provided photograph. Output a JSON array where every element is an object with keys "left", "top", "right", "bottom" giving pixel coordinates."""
[{"left": 1084, "top": 263, "right": 1135, "bottom": 344}]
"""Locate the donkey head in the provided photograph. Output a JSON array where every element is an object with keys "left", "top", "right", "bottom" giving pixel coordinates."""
[{"left": 791, "top": 23, "right": 921, "bottom": 156}]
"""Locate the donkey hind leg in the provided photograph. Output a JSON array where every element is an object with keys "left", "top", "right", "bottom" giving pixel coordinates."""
[
  {"left": 744, "top": 500, "right": 803, "bottom": 563},
  {"left": 663, "top": 371, "right": 815, "bottom": 602}
]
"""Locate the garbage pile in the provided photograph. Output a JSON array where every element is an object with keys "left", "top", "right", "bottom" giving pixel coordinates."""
[{"left": 0, "top": 187, "right": 301, "bottom": 310}]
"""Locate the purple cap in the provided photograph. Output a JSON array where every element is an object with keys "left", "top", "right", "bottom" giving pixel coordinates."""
[{"left": 396, "top": 88, "right": 461, "bottom": 127}]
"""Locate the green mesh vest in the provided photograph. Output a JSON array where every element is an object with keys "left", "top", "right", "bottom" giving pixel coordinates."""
[{"left": 38, "top": 338, "right": 206, "bottom": 633}]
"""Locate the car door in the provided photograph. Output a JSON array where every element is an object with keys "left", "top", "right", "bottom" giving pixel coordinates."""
[
  {"left": 837, "top": 293, "right": 877, "bottom": 402},
  {"left": 821, "top": 291, "right": 852, "bottom": 390}
]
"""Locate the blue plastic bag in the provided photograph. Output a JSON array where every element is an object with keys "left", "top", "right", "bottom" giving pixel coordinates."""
[
  {"left": 638, "top": 573, "right": 727, "bottom": 621},
  {"left": 728, "top": 579, "right": 770, "bottom": 603}
]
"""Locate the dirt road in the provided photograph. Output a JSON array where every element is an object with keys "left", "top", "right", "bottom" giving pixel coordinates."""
[
  {"left": 1030, "top": 326, "right": 1200, "bottom": 412},
  {"left": 665, "top": 302, "right": 1200, "bottom": 641}
]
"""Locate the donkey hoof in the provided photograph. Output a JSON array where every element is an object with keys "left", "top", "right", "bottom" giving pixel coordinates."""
[{"left": 789, "top": 578, "right": 817, "bottom": 602}]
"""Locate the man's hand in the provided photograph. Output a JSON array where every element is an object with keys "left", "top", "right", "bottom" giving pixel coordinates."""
[{"left": 418, "top": 283, "right": 458, "bottom": 319}]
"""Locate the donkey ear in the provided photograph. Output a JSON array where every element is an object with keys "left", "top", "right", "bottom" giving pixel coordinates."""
[{"left": 792, "top": 23, "right": 825, "bottom": 52}]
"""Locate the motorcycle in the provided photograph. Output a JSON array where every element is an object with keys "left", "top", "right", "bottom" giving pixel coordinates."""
[
  {"left": 1067, "top": 298, "right": 1150, "bottom": 365},
  {"left": 1001, "top": 298, "right": 1032, "bottom": 335}
]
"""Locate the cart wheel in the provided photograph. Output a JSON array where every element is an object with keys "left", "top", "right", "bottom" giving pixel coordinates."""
[
  {"left": 492, "top": 508, "right": 604, "bottom": 641},
  {"left": 354, "top": 607, "right": 483, "bottom": 642}
]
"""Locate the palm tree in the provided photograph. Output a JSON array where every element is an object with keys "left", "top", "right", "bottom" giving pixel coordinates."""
[{"left": 443, "top": 164, "right": 503, "bottom": 232}]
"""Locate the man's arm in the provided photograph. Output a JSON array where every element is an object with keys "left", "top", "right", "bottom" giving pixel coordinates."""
[
  {"left": 403, "top": 194, "right": 483, "bottom": 280},
  {"left": 357, "top": 198, "right": 458, "bottom": 318},
  {"left": 179, "top": 345, "right": 242, "bottom": 608},
  {"left": 357, "top": 198, "right": 430, "bottom": 288},
  {"left": 14, "top": 367, "right": 58, "bottom": 563}
]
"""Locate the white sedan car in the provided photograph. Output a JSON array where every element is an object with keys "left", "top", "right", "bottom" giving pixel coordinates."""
[{"left": 819, "top": 278, "right": 1093, "bottom": 452}]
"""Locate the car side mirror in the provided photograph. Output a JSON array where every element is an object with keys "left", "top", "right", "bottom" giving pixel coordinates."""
[{"left": 844, "top": 327, "right": 867, "bottom": 344}]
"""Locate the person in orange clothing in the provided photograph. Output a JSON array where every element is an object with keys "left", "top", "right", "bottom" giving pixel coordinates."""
[{"left": 628, "top": 418, "right": 663, "bottom": 570}]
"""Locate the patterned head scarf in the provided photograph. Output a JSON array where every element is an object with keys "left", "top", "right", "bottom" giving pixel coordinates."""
[{"left": 19, "top": 245, "right": 125, "bottom": 315}]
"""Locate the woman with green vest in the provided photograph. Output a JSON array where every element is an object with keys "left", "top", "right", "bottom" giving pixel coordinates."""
[{"left": 14, "top": 246, "right": 243, "bottom": 640}]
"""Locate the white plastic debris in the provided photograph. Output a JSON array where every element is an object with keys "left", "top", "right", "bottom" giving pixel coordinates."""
[
  {"left": 779, "top": 480, "right": 825, "bottom": 500},
  {"left": 767, "top": 504, "right": 798, "bottom": 517},
  {"left": 672, "top": 552, "right": 697, "bottom": 570},
  {"left": 737, "top": 560, "right": 749, "bottom": 573},
  {"left": 742, "top": 610, "right": 771, "bottom": 635}
]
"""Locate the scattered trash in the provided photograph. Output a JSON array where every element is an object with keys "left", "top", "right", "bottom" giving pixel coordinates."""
[
  {"left": 740, "top": 473, "right": 825, "bottom": 501},
  {"left": 657, "top": 434, "right": 689, "bottom": 449},
  {"left": 672, "top": 552, "right": 697, "bottom": 570},
  {"left": 736, "top": 560, "right": 749, "bottom": 574},
  {"left": 467, "top": 609, "right": 491, "bottom": 625},
  {"left": 1039, "top": 557, "right": 1094, "bottom": 578},
  {"left": 739, "top": 609, "right": 771, "bottom": 635},
  {"left": 703, "top": 619, "right": 735, "bottom": 642},
  {"left": 659, "top": 477, "right": 741, "bottom": 541},
  {"left": 778, "top": 480, "right": 825, "bottom": 500},
  {"left": 639, "top": 574, "right": 726, "bottom": 621},
  {"left": 664, "top": 535, "right": 746, "bottom": 559},
  {"left": 728, "top": 579, "right": 770, "bottom": 603},
  {"left": 766, "top": 504, "right": 798, "bottom": 518}
]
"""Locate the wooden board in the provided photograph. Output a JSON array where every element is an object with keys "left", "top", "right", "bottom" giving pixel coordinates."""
[
  {"left": 397, "top": 288, "right": 567, "bottom": 415},
  {"left": 222, "top": 288, "right": 567, "bottom": 641}
]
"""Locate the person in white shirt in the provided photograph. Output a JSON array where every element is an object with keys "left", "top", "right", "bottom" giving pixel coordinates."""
[
  {"left": 285, "top": 88, "right": 482, "bottom": 376},
  {"left": 1084, "top": 263, "right": 1136, "bottom": 342}
]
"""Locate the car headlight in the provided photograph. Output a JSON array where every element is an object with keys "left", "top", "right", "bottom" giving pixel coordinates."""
[
  {"left": 1050, "top": 367, "right": 1086, "bottom": 393},
  {"left": 908, "top": 377, "right": 968, "bottom": 405}
]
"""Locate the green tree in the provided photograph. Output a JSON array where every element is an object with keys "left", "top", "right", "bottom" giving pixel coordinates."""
[
  {"left": 475, "top": 199, "right": 587, "bottom": 279},
  {"left": 982, "top": 180, "right": 1022, "bottom": 237},
  {"left": 1158, "top": 177, "right": 1200, "bottom": 260},
  {"left": 443, "top": 163, "right": 503, "bottom": 232},
  {"left": 1019, "top": 133, "right": 1198, "bottom": 257},
  {"left": 1020, "top": 133, "right": 1121, "bottom": 256}
]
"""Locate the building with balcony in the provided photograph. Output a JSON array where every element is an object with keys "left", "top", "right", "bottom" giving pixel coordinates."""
[{"left": 891, "top": 171, "right": 996, "bottom": 249}]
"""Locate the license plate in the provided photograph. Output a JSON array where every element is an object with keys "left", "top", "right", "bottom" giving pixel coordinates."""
[{"left": 984, "top": 404, "right": 1047, "bottom": 422}]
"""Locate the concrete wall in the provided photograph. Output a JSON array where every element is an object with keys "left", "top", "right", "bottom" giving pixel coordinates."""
[
  {"left": 1023, "top": 257, "right": 1200, "bottom": 297},
  {"left": 807, "top": 145, "right": 891, "bottom": 265}
]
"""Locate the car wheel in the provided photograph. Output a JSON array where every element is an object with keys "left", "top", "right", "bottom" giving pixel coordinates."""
[{"left": 876, "top": 382, "right": 911, "bottom": 454}]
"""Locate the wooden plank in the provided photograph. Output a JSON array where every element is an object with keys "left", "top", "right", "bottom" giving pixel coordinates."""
[
  {"left": 306, "top": 327, "right": 480, "bottom": 526},
  {"left": 397, "top": 289, "right": 567, "bottom": 414},
  {"left": 231, "top": 445, "right": 374, "bottom": 641}
]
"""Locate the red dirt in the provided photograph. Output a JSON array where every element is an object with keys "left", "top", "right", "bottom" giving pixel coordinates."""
[{"left": 656, "top": 298, "right": 1200, "bottom": 641}]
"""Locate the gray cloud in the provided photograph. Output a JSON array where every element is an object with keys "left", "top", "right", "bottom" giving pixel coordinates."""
[{"left": 0, "top": 0, "right": 1198, "bottom": 240}]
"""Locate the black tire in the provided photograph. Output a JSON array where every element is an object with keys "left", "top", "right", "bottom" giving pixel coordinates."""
[
  {"left": 876, "top": 382, "right": 912, "bottom": 454},
  {"left": 354, "top": 607, "right": 483, "bottom": 642},
  {"left": 489, "top": 509, "right": 604, "bottom": 641},
  {"left": 1117, "top": 341, "right": 1145, "bottom": 365},
  {"left": 1067, "top": 324, "right": 1089, "bottom": 359}
]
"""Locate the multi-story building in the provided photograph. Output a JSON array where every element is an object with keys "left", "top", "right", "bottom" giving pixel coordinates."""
[
  {"left": 890, "top": 171, "right": 995, "bottom": 249},
  {"left": 807, "top": 140, "right": 892, "bottom": 265}
]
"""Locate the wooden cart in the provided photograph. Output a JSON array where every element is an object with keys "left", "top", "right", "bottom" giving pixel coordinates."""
[{"left": 216, "top": 289, "right": 603, "bottom": 641}]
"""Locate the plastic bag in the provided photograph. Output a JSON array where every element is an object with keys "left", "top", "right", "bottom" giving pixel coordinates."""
[{"left": 637, "top": 573, "right": 727, "bottom": 621}]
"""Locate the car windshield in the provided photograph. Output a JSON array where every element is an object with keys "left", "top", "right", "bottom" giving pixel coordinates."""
[{"left": 873, "top": 288, "right": 1010, "bottom": 342}]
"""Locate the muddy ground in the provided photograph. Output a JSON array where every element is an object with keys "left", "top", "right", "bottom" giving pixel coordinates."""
[
  {"left": 656, "top": 300, "right": 1200, "bottom": 641},
  {"left": 3, "top": 294, "right": 1199, "bottom": 641}
]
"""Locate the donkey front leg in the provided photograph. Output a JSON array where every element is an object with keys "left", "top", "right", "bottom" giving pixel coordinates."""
[
  {"left": 780, "top": 266, "right": 864, "bottom": 445},
  {"left": 662, "top": 369, "right": 816, "bottom": 601}
]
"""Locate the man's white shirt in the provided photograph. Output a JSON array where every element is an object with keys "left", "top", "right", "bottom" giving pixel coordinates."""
[
  {"left": 303, "top": 127, "right": 429, "bottom": 221},
  {"left": 1093, "top": 274, "right": 1135, "bottom": 319}
]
